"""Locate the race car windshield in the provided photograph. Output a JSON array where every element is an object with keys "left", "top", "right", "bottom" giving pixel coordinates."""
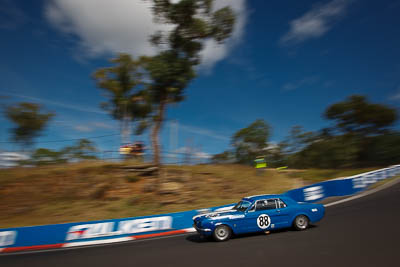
[{"left": 233, "top": 200, "right": 252, "bottom": 212}]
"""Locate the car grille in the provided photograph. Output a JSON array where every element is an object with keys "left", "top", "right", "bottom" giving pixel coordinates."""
[{"left": 195, "top": 219, "right": 201, "bottom": 228}]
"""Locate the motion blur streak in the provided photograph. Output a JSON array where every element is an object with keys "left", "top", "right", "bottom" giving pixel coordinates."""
[{"left": 1, "top": 181, "right": 399, "bottom": 267}]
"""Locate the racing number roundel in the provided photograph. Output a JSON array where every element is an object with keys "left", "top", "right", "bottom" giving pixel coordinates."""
[{"left": 257, "top": 214, "right": 271, "bottom": 229}]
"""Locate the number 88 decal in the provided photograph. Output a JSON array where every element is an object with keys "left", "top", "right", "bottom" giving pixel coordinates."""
[{"left": 257, "top": 214, "right": 271, "bottom": 229}]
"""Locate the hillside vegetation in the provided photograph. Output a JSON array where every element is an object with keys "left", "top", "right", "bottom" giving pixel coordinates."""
[{"left": 0, "top": 161, "right": 376, "bottom": 228}]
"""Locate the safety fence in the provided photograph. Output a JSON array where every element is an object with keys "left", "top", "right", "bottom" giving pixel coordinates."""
[
  {"left": 0, "top": 150, "right": 211, "bottom": 168},
  {"left": 0, "top": 165, "right": 399, "bottom": 253},
  {"left": 97, "top": 151, "right": 211, "bottom": 165}
]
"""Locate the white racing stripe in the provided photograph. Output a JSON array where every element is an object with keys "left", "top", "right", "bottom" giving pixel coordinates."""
[
  {"left": 193, "top": 209, "right": 235, "bottom": 220},
  {"left": 214, "top": 206, "right": 235, "bottom": 211},
  {"left": 245, "top": 194, "right": 272, "bottom": 198},
  {"left": 63, "top": 237, "right": 134, "bottom": 247}
]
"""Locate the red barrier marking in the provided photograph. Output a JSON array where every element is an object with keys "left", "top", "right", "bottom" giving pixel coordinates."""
[
  {"left": 0, "top": 229, "right": 192, "bottom": 253},
  {"left": 3, "top": 243, "right": 64, "bottom": 253},
  {"left": 132, "top": 229, "right": 188, "bottom": 240}
]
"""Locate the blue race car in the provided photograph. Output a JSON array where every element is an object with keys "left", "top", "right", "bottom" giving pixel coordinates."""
[{"left": 193, "top": 194, "right": 325, "bottom": 241}]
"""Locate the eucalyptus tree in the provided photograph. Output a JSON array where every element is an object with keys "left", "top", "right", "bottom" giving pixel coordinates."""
[
  {"left": 324, "top": 95, "right": 397, "bottom": 137},
  {"left": 143, "top": 0, "right": 236, "bottom": 166},
  {"left": 5, "top": 102, "right": 54, "bottom": 150},
  {"left": 93, "top": 54, "right": 151, "bottom": 145},
  {"left": 231, "top": 119, "right": 271, "bottom": 164}
]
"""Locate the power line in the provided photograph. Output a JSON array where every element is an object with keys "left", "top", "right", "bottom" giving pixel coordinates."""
[{"left": 0, "top": 133, "right": 120, "bottom": 144}]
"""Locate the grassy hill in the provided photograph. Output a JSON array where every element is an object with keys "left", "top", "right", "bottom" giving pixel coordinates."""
[{"left": 0, "top": 161, "right": 376, "bottom": 228}]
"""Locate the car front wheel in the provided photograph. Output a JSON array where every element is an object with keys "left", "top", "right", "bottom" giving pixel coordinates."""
[
  {"left": 293, "top": 215, "right": 309, "bottom": 231},
  {"left": 213, "top": 225, "right": 231, "bottom": 242}
]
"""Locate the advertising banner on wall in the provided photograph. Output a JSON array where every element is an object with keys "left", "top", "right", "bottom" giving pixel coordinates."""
[{"left": 1, "top": 165, "right": 399, "bottom": 253}]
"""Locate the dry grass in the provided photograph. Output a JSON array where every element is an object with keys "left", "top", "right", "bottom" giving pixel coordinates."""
[{"left": 0, "top": 161, "right": 374, "bottom": 228}]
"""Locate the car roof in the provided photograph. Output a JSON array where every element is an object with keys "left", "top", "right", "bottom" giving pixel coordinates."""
[{"left": 242, "top": 194, "right": 284, "bottom": 202}]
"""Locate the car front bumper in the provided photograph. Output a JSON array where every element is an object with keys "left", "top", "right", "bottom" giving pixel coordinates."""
[{"left": 193, "top": 224, "right": 213, "bottom": 236}]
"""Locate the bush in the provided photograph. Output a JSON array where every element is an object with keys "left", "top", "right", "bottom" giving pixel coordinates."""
[{"left": 125, "top": 175, "right": 140, "bottom": 183}]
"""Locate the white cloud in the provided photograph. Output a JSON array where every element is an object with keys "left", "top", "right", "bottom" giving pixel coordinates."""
[
  {"left": 194, "top": 151, "right": 211, "bottom": 159},
  {"left": 390, "top": 86, "right": 400, "bottom": 100},
  {"left": 173, "top": 146, "right": 188, "bottom": 153},
  {"left": 280, "top": 0, "right": 352, "bottom": 45},
  {"left": 74, "top": 122, "right": 115, "bottom": 132},
  {"left": 52, "top": 120, "right": 116, "bottom": 133},
  {"left": 281, "top": 76, "right": 319, "bottom": 91},
  {"left": 73, "top": 125, "right": 92, "bottom": 133},
  {"left": 45, "top": 0, "right": 247, "bottom": 70},
  {"left": 179, "top": 123, "right": 230, "bottom": 141},
  {"left": 199, "top": 0, "right": 248, "bottom": 70},
  {"left": 173, "top": 147, "right": 211, "bottom": 159}
]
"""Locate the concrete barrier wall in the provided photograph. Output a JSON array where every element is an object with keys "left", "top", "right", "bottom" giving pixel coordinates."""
[
  {"left": 0, "top": 204, "right": 233, "bottom": 253},
  {"left": 1, "top": 165, "right": 399, "bottom": 253},
  {"left": 285, "top": 165, "right": 400, "bottom": 202}
]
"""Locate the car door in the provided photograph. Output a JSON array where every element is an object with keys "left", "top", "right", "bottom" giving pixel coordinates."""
[
  {"left": 245, "top": 199, "right": 287, "bottom": 232},
  {"left": 274, "top": 198, "right": 291, "bottom": 228}
]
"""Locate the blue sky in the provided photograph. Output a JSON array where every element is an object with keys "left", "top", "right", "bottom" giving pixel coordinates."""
[{"left": 1, "top": 0, "right": 400, "bottom": 157}]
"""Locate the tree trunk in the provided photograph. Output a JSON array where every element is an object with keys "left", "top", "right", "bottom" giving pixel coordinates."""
[{"left": 151, "top": 101, "right": 166, "bottom": 167}]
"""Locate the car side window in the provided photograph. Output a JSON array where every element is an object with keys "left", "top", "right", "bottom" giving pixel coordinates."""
[
  {"left": 277, "top": 199, "right": 287, "bottom": 208},
  {"left": 248, "top": 204, "right": 255, "bottom": 212},
  {"left": 255, "top": 199, "right": 277, "bottom": 211}
]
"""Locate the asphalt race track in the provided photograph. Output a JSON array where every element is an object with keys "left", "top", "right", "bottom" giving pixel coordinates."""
[{"left": 1, "top": 182, "right": 400, "bottom": 267}]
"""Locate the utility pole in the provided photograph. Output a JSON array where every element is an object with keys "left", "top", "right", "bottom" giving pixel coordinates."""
[
  {"left": 120, "top": 101, "right": 131, "bottom": 145},
  {"left": 169, "top": 120, "right": 178, "bottom": 164},
  {"left": 185, "top": 138, "right": 193, "bottom": 165},
  {"left": 198, "top": 144, "right": 203, "bottom": 164}
]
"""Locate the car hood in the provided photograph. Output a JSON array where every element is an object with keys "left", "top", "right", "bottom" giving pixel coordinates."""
[{"left": 193, "top": 209, "right": 245, "bottom": 221}]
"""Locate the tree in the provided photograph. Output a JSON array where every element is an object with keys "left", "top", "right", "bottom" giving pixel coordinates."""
[
  {"left": 62, "top": 139, "right": 98, "bottom": 161},
  {"left": 291, "top": 135, "right": 362, "bottom": 169},
  {"left": 320, "top": 95, "right": 398, "bottom": 168},
  {"left": 24, "top": 139, "right": 97, "bottom": 166},
  {"left": 143, "top": 0, "right": 236, "bottom": 166},
  {"left": 324, "top": 95, "right": 397, "bottom": 136},
  {"left": 362, "top": 133, "right": 400, "bottom": 166},
  {"left": 93, "top": 54, "right": 151, "bottom": 145},
  {"left": 29, "top": 148, "right": 67, "bottom": 166},
  {"left": 231, "top": 119, "right": 271, "bottom": 164},
  {"left": 5, "top": 102, "right": 54, "bottom": 149},
  {"left": 281, "top": 125, "right": 315, "bottom": 154},
  {"left": 263, "top": 143, "right": 287, "bottom": 168},
  {"left": 212, "top": 150, "right": 234, "bottom": 164}
]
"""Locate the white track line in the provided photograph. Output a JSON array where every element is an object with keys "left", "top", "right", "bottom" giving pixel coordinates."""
[
  {"left": 324, "top": 177, "right": 400, "bottom": 207},
  {"left": 63, "top": 237, "right": 134, "bottom": 248},
  {"left": 182, "top": 227, "right": 196, "bottom": 232},
  {"left": 0, "top": 233, "right": 193, "bottom": 256}
]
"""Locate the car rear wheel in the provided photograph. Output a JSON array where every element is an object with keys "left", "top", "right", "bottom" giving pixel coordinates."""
[
  {"left": 293, "top": 215, "right": 309, "bottom": 231},
  {"left": 213, "top": 225, "right": 231, "bottom": 242}
]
